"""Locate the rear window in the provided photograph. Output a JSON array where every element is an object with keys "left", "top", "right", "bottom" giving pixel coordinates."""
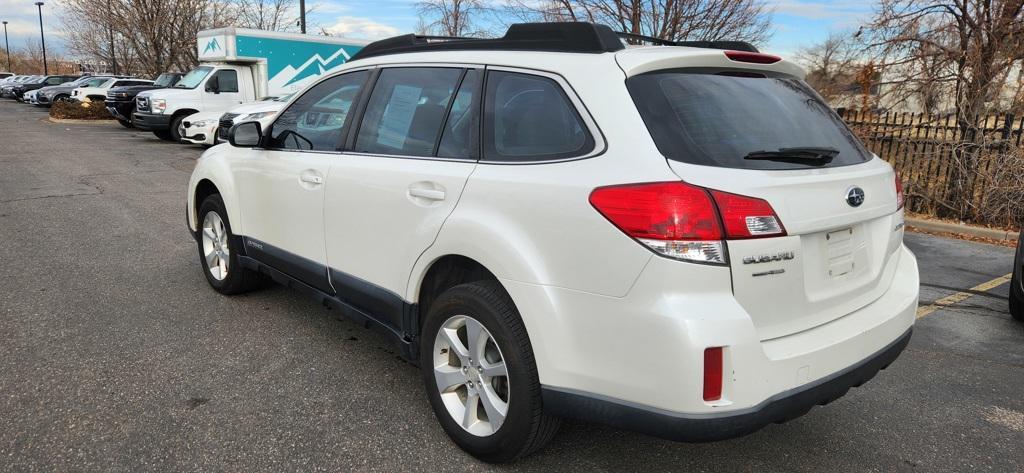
[{"left": 627, "top": 70, "right": 870, "bottom": 170}]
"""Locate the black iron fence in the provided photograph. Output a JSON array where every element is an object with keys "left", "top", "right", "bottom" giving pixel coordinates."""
[{"left": 837, "top": 108, "right": 1024, "bottom": 228}]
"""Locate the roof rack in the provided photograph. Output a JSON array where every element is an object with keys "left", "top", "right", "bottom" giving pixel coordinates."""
[
  {"left": 349, "top": 22, "right": 760, "bottom": 61},
  {"left": 617, "top": 31, "right": 760, "bottom": 53},
  {"left": 350, "top": 23, "right": 626, "bottom": 61}
]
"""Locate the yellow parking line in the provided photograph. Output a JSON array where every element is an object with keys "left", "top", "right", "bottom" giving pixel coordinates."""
[{"left": 916, "top": 273, "right": 1013, "bottom": 319}]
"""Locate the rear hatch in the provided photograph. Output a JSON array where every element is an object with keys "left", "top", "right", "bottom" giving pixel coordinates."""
[{"left": 626, "top": 63, "right": 905, "bottom": 341}]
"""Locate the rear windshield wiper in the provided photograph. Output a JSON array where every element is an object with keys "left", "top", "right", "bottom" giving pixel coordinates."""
[{"left": 744, "top": 147, "right": 840, "bottom": 162}]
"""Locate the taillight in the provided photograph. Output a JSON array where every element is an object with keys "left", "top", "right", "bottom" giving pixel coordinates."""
[
  {"left": 703, "top": 347, "right": 723, "bottom": 402},
  {"left": 895, "top": 172, "right": 905, "bottom": 210},
  {"left": 724, "top": 50, "right": 781, "bottom": 64},
  {"left": 709, "top": 190, "right": 786, "bottom": 239},
  {"left": 589, "top": 182, "right": 785, "bottom": 264}
]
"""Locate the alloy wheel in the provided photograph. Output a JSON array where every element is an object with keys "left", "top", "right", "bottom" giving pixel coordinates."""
[
  {"left": 432, "top": 315, "right": 510, "bottom": 437},
  {"left": 201, "top": 211, "right": 230, "bottom": 280}
]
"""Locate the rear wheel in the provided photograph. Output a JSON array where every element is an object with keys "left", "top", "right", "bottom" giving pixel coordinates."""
[
  {"left": 196, "top": 194, "right": 261, "bottom": 295},
  {"left": 421, "top": 281, "right": 559, "bottom": 463},
  {"left": 1010, "top": 235, "right": 1023, "bottom": 322}
]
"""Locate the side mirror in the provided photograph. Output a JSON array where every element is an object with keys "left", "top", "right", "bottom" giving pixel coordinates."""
[
  {"left": 205, "top": 75, "right": 220, "bottom": 94},
  {"left": 229, "top": 121, "right": 264, "bottom": 148}
]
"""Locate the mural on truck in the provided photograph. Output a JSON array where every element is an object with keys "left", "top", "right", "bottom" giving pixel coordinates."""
[{"left": 198, "top": 32, "right": 365, "bottom": 93}]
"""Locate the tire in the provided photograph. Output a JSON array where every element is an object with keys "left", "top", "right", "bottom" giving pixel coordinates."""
[
  {"left": 54, "top": 94, "right": 70, "bottom": 103},
  {"left": 117, "top": 118, "right": 133, "bottom": 128},
  {"left": 196, "top": 194, "right": 261, "bottom": 295},
  {"left": 420, "top": 281, "right": 560, "bottom": 463},
  {"left": 1010, "top": 235, "right": 1023, "bottom": 322}
]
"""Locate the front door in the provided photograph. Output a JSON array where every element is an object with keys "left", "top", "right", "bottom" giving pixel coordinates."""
[{"left": 230, "top": 70, "right": 371, "bottom": 292}]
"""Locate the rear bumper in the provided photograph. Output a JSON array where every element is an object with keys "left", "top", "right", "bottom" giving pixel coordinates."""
[
  {"left": 543, "top": 327, "right": 911, "bottom": 442},
  {"left": 132, "top": 112, "right": 171, "bottom": 131},
  {"left": 504, "top": 243, "right": 918, "bottom": 439}
]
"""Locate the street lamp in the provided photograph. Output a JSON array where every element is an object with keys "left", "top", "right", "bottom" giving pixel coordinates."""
[
  {"left": 35, "top": 2, "right": 48, "bottom": 75},
  {"left": 106, "top": 0, "right": 117, "bottom": 74},
  {"left": 2, "top": 21, "right": 10, "bottom": 73},
  {"left": 299, "top": 0, "right": 307, "bottom": 34}
]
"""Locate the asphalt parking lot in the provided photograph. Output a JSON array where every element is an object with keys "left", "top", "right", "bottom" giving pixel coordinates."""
[{"left": 1, "top": 99, "right": 1022, "bottom": 472}]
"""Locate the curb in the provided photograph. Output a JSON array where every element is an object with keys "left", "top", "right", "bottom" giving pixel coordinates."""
[
  {"left": 46, "top": 117, "right": 117, "bottom": 125},
  {"left": 906, "top": 217, "right": 1019, "bottom": 242}
]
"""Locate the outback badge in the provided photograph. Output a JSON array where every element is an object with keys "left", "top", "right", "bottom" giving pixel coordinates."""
[{"left": 743, "top": 251, "right": 795, "bottom": 265}]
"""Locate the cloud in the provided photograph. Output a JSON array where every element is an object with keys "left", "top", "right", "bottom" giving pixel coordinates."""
[
  {"left": 770, "top": 0, "right": 872, "bottom": 21},
  {"left": 321, "top": 16, "right": 401, "bottom": 39}
]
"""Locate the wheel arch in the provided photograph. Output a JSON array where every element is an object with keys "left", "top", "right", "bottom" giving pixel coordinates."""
[{"left": 187, "top": 150, "right": 243, "bottom": 236}]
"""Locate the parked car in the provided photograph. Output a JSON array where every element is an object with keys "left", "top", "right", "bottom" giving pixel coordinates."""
[
  {"left": 1, "top": 75, "right": 40, "bottom": 98},
  {"left": 134, "top": 28, "right": 367, "bottom": 142},
  {"left": 34, "top": 75, "right": 123, "bottom": 106},
  {"left": 187, "top": 23, "right": 919, "bottom": 462},
  {"left": 72, "top": 77, "right": 152, "bottom": 103},
  {"left": 181, "top": 94, "right": 291, "bottom": 146},
  {"left": 12, "top": 75, "right": 78, "bottom": 101},
  {"left": 1012, "top": 234, "right": 1023, "bottom": 321},
  {"left": 105, "top": 72, "right": 184, "bottom": 128},
  {"left": 0, "top": 72, "right": 12, "bottom": 80}
]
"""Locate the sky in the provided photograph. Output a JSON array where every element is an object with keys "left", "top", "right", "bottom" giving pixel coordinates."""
[{"left": 0, "top": 0, "right": 877, "bottom": 61}]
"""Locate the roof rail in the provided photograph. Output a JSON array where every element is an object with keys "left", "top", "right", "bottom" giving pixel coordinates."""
[
  {"left": 349, "top": 22, "right": 626, "bottom": 61},
  {"left": 616, "top": 31, "right": 760, "bottom": 53}
]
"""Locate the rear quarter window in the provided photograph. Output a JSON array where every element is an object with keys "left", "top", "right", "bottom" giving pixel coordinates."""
[{"left": 627, "top": 70, "right": 871, "bottom": 170}]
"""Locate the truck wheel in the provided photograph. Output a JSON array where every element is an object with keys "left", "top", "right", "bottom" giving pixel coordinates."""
[
  {"left": 421, "top": 281, "right": 560, "bottom": 463},
  {"left": 117, "top": 118, "right": 133, "bottom": 128},
  {"left": 196, "top": 194, "right": 261, "bottom": 295},
  {"left": 153, "top": 130, "right": 175, "bottom": 141}
]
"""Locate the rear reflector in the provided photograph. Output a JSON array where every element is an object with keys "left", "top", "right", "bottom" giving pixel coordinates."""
[
  {"left": 703, "top": 347, "right": 723, "bottom": 402},
  {"left": 590, "top": 182, "right": 785, "bottom": 264},
  {"left": 724, "top": 50, "right": 781, "bottom": 64}
]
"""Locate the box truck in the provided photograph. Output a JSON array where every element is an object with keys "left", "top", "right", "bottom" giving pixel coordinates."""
[{"left": 133, "top": 28, "right": 368, "bottom": 141}]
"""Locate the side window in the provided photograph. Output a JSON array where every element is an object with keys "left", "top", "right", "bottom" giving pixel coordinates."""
[
  {"left": 354, "top": 67, "right": 464, "bottom": 157},
  {"left": 268, "top": 70, "right": 368, "bottom": 152},
  {"left": 45, "top": 77, "right": 61, "bottom": 85},
  {"left": 483, "top": 71, "right": 594, "bottom": 162},
  {"left": 438, "top": 69, "right": 481, "bottom": 159},
  {"left": 213, "top": 70, "right": 238, "bottom": 93}
]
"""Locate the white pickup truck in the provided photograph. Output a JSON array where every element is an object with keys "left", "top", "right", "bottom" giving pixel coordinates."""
[{"left": 133, "top": 27, "right": 367, "bottom": 141}]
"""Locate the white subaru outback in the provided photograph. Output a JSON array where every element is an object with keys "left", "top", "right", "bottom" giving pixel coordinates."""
[{"left": 186, "top": 23, "right": 919, "bottom": 462}]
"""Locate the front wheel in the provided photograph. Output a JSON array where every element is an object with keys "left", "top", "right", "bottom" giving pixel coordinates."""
[
  {"left": 117, "top": 118, "right": 133, "bottom": 128},
  {"left": 1010, "top": 235, "right": 1023, "bottom": 322},
  {"left": 196, "top": 194, "right": 261, "bottom": 295},
  {"left": 421, "top": 281, "right": 560, "bottom": 463}
]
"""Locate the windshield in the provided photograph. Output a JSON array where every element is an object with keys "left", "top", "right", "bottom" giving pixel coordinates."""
[
  {"left": 627, "top": 70, "right": 871, "bottom": 170},
  {"left": 175, "top": 67, "right": 212, "bottom": 89},
  {"left": 153, "top": 73, "right": 179, "bottom": 87},
  {"left": 68, "top": 76, "right": 96, "bottom": 86}
]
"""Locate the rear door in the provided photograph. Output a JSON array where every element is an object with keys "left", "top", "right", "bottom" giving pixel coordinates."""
[
  {"left": 627, "top": 70, "right": 904, "bottom": 341},
  {"left": 323, "top": 66, "right": 481, "bottom": 330}
]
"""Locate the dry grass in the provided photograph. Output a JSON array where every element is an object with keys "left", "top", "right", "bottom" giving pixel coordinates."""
[{"left": 49, "top": 100, "right": 114, "bottom": 120}]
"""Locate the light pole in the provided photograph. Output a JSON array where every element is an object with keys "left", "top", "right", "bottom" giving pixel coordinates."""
[
  {"left": 2, "top": 21, "right": 10, "bottom": 73},
  {"left": 35, "top": 2, "right": 48, "bottom": 75},
  {"left": 106, "top": 0, "right": 117, "bottom": 74},
  {"left": 299, "top": 0, "right": 306, "bottom": 34}
]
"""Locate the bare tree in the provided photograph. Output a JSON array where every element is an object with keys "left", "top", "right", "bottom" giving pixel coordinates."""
[
  {"left": 506, "top": 0, "right": 772, "bottom": 45},
  {"left": 417, "top": 0, "right": 487, "bottom": 37},
  {"left": 796, "top": 33, "right": 861, "bottom": 104},
  {"left": 234, "top": 0, "right": 299, "bottom": 31},
  {"left": 863, "top": 0, "right": 1024, "bottom": 218},
  {"left": 60, "top": 0, "right": 238, "bottom": 78}
]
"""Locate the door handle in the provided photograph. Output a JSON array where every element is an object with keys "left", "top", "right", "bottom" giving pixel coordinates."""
[
  {"left": 408, "top": 188, "right": 446, "bottom": 201},
  {"left": 300, "top": 175, "right": 323, "bottom": 185}
]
